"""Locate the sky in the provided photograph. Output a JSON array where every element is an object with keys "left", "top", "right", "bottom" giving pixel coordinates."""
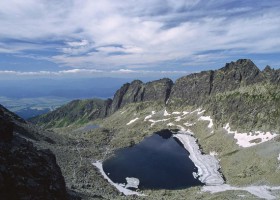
[{"left": 0, "top": 0, "right": 280, "bottom": 80}]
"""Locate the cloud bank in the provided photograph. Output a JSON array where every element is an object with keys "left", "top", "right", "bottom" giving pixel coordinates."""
[{"left": 0, "top": 0, "right": 279, "bottom": 77}]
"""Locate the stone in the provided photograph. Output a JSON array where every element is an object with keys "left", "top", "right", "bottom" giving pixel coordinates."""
[{"left": 0, "top": 118, "right": 13, "bottom": 142}]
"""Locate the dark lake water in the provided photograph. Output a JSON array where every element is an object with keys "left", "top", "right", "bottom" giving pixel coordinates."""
[{"left": 103, "top": 130, "right": 203, "bottom": 190}]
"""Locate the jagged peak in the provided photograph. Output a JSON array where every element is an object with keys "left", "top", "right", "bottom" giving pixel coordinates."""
[
  {"left": 130, "top": 79, "right": 143, "bottom": 85},
  {"left": 222, "top": 59, "right": 259, "bottom": 72},
  {"left": 263, "top": 65, "right": 273, "bottom": 72},
  {"left": 145, "top": 77, "right": 173, "bottom": 85}
]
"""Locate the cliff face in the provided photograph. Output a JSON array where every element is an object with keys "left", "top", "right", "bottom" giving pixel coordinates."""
[
  {"left": 110, "top": 78, "right": 173, "bottom": 113},
  {"left": 0, "top": 105, "right": 68, "bottom": 200},
  {"left": 170, "top": 59, "right": 264, "bottom": 105}
]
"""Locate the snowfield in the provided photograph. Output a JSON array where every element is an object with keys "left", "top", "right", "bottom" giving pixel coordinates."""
[
  {"left": 174, "top": 133, "right": 224, "bottom": 185},
  {"left": 224, "top": 123, "right": 277, "bottom": 147}
]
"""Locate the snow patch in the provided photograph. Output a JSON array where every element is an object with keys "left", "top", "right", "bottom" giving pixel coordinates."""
[
  {"left": 175, "top": 116, "right": 182, "bottom": 122},
  {"left": 184, "top": 122, "right": 195, "bottom": 127},
  {"left": 163, "top": 109, "right": 171, "bottom": 116},
  {"left": 197, "top": 109, "right": 206, "bottom": 115},
  {"left": 172, "top": 111, "right": 181, "bottom": 115},
  {"left": 126, "top": 118, "right": 139, "bottom": 125},
  {"left": 149, "top": 118, "right": 170, "bottom": 127},
  {"left": 125, "top": 177, "right": 140, "bottom": 189},
  {"left": 92, "top": 161, "right": 145, "bottom": 196},
  {"left": 224, "top": 123, "right": 277, "bottom": 148},
  {"left": 144, "top": 111, "right": 156, "bottom": 121},
  {"left": 202, "top": 184, "right": 280, "bottom": 200},
  {"left": 199, "top": 116, "right": 214, "bottom": 128},
  {"left": 210, "top": 151, "right": 218, "bottom": 157},
  {"left": 190, "top": 108, "right": 203, "bottom": 114},
  {"left": 174, "top": 131, "right": 224, "bottom": 185},
  {"left": 167, "top": 123, "right": 175, "bottom": 127}
]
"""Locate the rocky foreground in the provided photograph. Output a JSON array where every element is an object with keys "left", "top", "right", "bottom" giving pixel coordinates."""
[{"left": 0, "top": 105, "right": 70, "bottom": 199}]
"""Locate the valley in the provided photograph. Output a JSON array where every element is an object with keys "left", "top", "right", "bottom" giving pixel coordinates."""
[{"left": 1, "top": 59, "right": 280, "bottom": 199}]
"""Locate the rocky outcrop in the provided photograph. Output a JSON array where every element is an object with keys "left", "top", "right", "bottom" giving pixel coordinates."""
[
  {"left": 120, "top": 80, "right": 143, "bottom": 107},
  {"left": 170, "top": 59, "right": 267, "bottom": 105},
  {"left": 210, "top": 59, "right": 262, "bottom": 94},
  {"left": 142, "top": 78, "right": 173, "bottom": 103},
  {"left": 110, "top": 83, "right": 130, "bottom": 113},
  {"left": 170, "top": 70, "right": 213, "bottom": 105},
  {"left": 110, "top": 78, "right": 173, "bottom": 113},
  {"left": 262, "top": 65, "right": 280, "bottom": 84},
  {"left": 0, "top": 105, "right": 69, "bottom": 200}
]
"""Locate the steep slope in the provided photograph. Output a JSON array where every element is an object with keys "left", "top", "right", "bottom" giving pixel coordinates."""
[
  {"left": 110, "top": 78, "right": 173, "bottom": 113},
  {"left": 0, "top": 105, "right": 69, "bottom": 200},
  {"left": 31, "top": 98, "right": 112, "bottom": 128}
]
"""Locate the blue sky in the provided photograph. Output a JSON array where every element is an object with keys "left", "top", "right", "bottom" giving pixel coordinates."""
[{"left": 0, "top": 0, "right": 280, "bottom": 80}]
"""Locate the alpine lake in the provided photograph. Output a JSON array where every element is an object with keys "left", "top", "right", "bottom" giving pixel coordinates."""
[{"left": 103, "top": 129, "right": 203, "bottom": 190}]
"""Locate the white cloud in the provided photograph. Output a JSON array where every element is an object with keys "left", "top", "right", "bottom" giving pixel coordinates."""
[
  {"left": 0, "top": 69, "right": 190, "bottom": 79},
  {"left": 0, "top": 0, "right": 279, "bottom": 71},
  {"left": 67, "top": 40, "right": 89, "bottom": 47}
]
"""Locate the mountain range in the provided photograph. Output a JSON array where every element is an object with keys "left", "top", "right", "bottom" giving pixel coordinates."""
[
  {"left": 2, "top": 58, "right": 280, "bottom": 199},
  {"left": 32, "top": 59, "right": 280, "bottom": 132}
]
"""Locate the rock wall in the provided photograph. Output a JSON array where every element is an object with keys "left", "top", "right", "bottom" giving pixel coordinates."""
[
  {"left": 170, "top": 59, "right": 265, "bottom": 105},
  {"left": 110, "top": 78, "right": 173, "bottom": 113}
]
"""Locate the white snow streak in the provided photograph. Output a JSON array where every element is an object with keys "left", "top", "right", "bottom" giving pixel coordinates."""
[
  {"left": 144, "top": 111, "right": 156, "bottom": 121},
  {"left": 172, "top": 111, "right": 181, "bottom": 115},
  {"left": 199, "top": 116, "right": 214, "bottom": 128},
  {"left": 126, "top": 117, "right": 139, "bottom": 125},
  {"left": 184, "top": 122, "right": 195, "bottom": 127},
  {"left": 149, "top": 118, "right": 170, "bottom": 127},
  {"left": 197, "top": 109, "right": 206, "bottom": 115}
]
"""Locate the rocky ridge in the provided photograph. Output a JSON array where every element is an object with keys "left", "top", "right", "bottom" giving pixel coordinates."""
[{"left": 31, "top": 59, "right": 280, "bottom": 131}]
